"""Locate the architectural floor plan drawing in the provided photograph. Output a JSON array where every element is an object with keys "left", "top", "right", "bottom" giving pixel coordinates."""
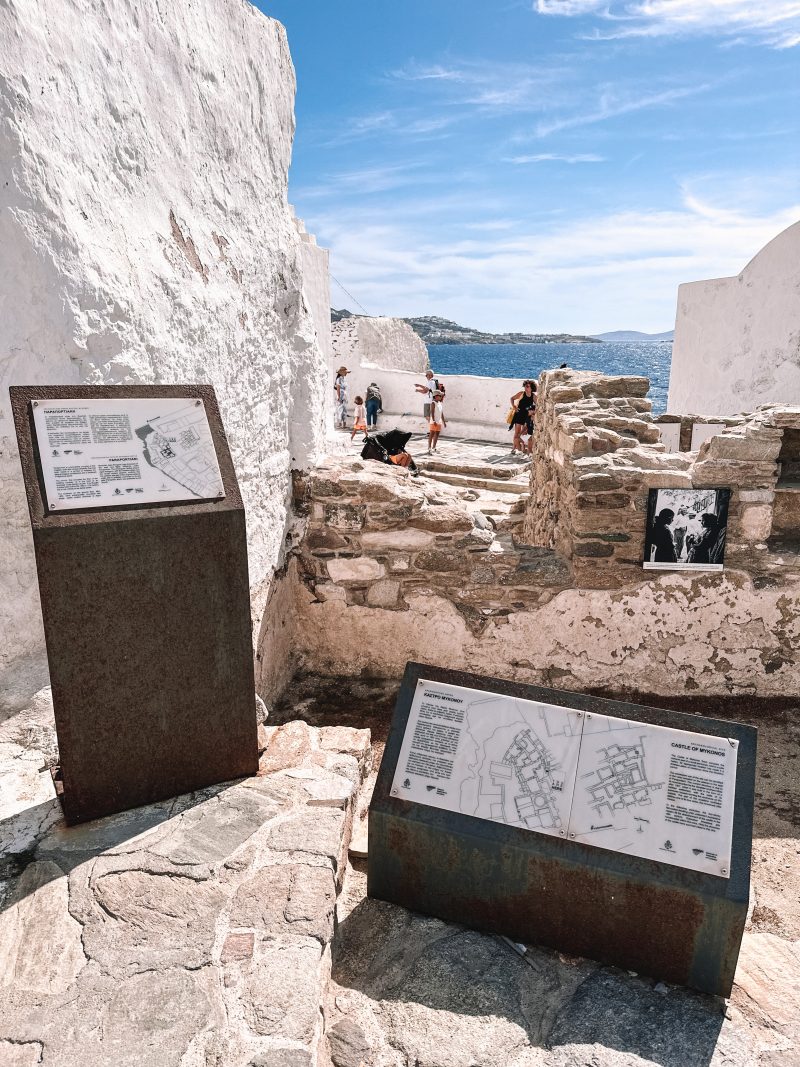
[
  {"left": 496, "top": 728, "right": 563, "bottom": 830},
  {"left": 582, "top": 738, "right": 659, "bottom": 819}
]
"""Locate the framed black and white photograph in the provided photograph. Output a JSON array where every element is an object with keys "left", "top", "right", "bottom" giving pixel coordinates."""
[{"left": 644, "top": 488, "right": 731, "bottom": 571}]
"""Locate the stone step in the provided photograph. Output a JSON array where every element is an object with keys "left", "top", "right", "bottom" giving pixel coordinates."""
[
  {"left": 417, "top": 458, "right": 529, "bottom": 480},
  {"left": 420, "top": 469, "right": 530, "bottom": 494}
]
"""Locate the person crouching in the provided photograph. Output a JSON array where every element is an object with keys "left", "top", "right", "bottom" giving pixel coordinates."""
[{"left": 427, "top": 391, "right": 446, "bottom": 454}]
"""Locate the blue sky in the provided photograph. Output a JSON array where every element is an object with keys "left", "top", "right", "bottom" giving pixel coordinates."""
[{"left": 259, "top": 0, "right": 799, "bottom": 333}]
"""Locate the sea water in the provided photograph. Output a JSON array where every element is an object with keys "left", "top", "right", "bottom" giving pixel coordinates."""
[{"left": 428, "top": 341, "right": 672, "bottom": 414}]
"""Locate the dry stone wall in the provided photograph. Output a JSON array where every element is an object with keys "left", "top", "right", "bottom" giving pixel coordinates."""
[
  {"left": 281, "top": 372, "right": 800, "bottom": 703},
  {"left": 0, "top": 0, "right": 330, "bottom": 689},
  {"left": 526, "top": 370, "right": 798, "bottom": 590}
]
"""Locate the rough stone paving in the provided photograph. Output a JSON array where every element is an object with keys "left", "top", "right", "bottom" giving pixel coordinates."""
[{"left": 0, "top": 689, "right": 370, "bottom": 1066}]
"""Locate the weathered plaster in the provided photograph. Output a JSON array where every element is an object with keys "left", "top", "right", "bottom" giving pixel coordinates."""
[{"left": 0, "top": 0, "right": 330, "bottom": 681}]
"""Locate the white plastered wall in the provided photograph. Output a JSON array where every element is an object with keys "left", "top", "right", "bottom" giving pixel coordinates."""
[
  {"left": 669, "top": 221, "right": 800, "bottom": 415},
  {"left": 0, "top": 0, "right": 329, "bottom": 694}
]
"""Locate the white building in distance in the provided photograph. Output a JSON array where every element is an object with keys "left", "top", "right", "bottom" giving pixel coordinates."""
[{"left": 669, "top": 221, "right": 800, "bottom": 415}]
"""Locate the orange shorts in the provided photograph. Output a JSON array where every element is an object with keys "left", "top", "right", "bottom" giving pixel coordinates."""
[
  {"left": 429, "top": 422, "right": 442, "bottom": 433},
  {"left": 353, "top": 421, "right": 367, "bottom": 431}
]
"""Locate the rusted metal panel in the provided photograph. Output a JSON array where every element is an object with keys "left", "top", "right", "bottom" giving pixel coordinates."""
[
  {"left": 11, "top": 385, "right": 258, "bottom": 825},
  {"left": 369, "top": 663, "right": 756, "bottom": 997}
]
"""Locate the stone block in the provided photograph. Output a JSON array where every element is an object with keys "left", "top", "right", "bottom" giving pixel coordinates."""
[
  {"left": 324, "top": 503, "right": 366, "bottom": 530},
  {"left": 307, "top": 527, "right": 351, "bottom": 551},
  {"left": 366, "top": 579, "right": 402, "bottom": 608},
  {"left": 415, "top": 549, "right": 467, "bottom": 572},
  {"left": 308, "top": 476, "right": 344, "bottom": 498},
  {"left": 706, "top": 436, "right": 782, "bottom": 462},
  {"left": 575, "top": 491, "right": 633, "bottom": 510},
  {"left": 574, "top": 531, "right": 631, "bottom": 543},
  {"left": 327, "top": 557, "right": 385, "bottom": 583},
  {"left": 575, "top": 473, "right": 623, "bottom": 492},
  {"left": 361, "top": 529, "right": 434, "bottom": 551},
  {"left": 260, "top": 721, "right": 315, "bottom": 773},
  {"left": 365, "top": 504, "right": 413, "bottom": 529},
  {"left": 266, "top": 809, "right": 347, "bottom": 870},
  {"left": 693, "top": 460, "right": 777, "bottom": 489},
  {"left": 318, "top": 726, "right": 371, "bottom": 760},
  {"left": 738, "top": 490, "right": 775, "bottom": 503},
  {"left": 314, "top": 583, "right": 347, "bottom": 603},
  {"left": 633, "top": 470, "right": 694, "bottom": 490},
  {"left": 243, "top": 938, "right": 323, "bottom": 1041},
  {"left": 739, "top": 504, "right": 773, "bottom": 541},
  {"left": 229, "top": 864, "right": 336, "bottom": 941},
  {"left": 572, "top": 541, "right": 614, "bottom": 558},
  {"left": 548, "top": 386, "right": 585, "bottom": 403},
  {"left": 408, "top": 504, "right": 474, "bottom": 533},
  {"left": 581, "top": 375, "right": 650, "bottom": 398}
]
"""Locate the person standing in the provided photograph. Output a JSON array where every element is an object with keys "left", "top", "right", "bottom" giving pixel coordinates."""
[
  {"left": 650, "top": 508, "right": 677, "bottom": 563},
  {"left": 350, "top": 396, "right": 367, "bottom": 441},
  {"left": 427, "top": 390, "right": 446, "bottom": 454},
  {"left": 365, "top": 382, "right": 382, "bottom": 430},
  {"left": 414, "top": 370, "right": 445, "bottom": 420},
  {"left": 334, "top": 366, "right": 349, "bottom": 429},
  {"left": 509, "top": 380, "right": 537, "bottom": 454}
]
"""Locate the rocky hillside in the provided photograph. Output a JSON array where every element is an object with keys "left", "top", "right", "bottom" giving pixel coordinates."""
[
  {"left": 331, "top": 310, "right": 599, "bottom": 345},
  {"left": 403, "top": 316, "right": 600, "bottom": 345}
]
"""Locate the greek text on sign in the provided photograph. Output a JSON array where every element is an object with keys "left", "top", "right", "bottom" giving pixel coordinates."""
[
  {"left": 390, "top": 679, "right": 738, "bottom": 877},
  {"left": 32, "top": 398, "right": 225, "bottom": 510}
]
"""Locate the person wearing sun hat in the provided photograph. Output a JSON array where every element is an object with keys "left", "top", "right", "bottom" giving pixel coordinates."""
[{"left": 334, "top": 366, "right": 349, "bottom": 429}]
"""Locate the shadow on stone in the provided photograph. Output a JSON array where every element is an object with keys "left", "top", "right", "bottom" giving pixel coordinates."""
[{"left": 332, "top": 895, "right": 726, "bottom": 1067}]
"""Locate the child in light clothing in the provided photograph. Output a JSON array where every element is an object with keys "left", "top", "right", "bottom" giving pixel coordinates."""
[
  {"left": 351, "top": 396, "right": 367, "bottom": 440},
  {"left": 427, "top": 391, "right": 446, "bottom": 453}
]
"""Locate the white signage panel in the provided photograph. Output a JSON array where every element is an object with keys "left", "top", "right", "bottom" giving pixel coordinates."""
[
  {"left": 390, "top": 679, "right": 738, "bottom": 877},
  {"left": 32, "top": 398, "right": 225, "bottom": 510}
]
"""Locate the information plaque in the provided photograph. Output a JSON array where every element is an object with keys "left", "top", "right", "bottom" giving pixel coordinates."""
[
  {"left": 390, "top": 678, "right": 737, "bottom": 877},
  {"left": 32, "top": 397, "right": 224, "bottom": 510},
  {"left": 370, "top": 663, "right": 757, "bottom": 997},
  {"left": 11, "top": 384, "right": 258, "bottom": 825}
]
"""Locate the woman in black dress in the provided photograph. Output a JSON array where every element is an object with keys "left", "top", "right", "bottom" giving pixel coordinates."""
[{"left": 509, "top": 380, "right": 537, "bottom": 454}]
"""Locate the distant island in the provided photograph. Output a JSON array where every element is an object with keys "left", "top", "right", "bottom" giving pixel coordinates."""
[
  {"left": 331, "top": 309, "right": 600, "bottom": 345},
  {"left": 592, "top": 329, "right": 674, "bottom": 342}
]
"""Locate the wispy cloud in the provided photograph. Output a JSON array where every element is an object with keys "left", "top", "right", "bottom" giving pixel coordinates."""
[
  {"left": 336, "top": 109, "right": 457, "bottom": 143},
  {"left": 294, "top": 163, "right": 431, "bottom": 199},
  {"left": 303, "top": 183, "right": 800, "bottom": 332},
  {"left": 535, "top": 82, "right": 711, "bottom": 136},
  {"left": 507, "top": 152, "right": 606, "bottom": 163},
  {"left": 536, "top": 0, "right": 800, "bottom": 49}
]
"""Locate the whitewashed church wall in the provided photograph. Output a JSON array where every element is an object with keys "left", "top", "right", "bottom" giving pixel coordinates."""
[
  {"left": 0, "top": 0, "right": 327, "bottom": 688},
  {"left": 668, "top": 221, "right": 800, "bottom": 415}
]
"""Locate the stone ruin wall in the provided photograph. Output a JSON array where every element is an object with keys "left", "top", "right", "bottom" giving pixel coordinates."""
[
  {"left": 280, "top": 370, "right": 800, "bottom": 705},
  {"left": 0, "top": 0, "right": 330, "bottom": 697}
]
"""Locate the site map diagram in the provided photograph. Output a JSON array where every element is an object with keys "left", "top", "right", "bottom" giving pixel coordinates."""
[
  {"left": 135, "top": 402, "right": 224, "bottom": 499},
  {"left": 391, "top": 679, "right": 738, "bottom": 876},
  {"left": 33, "top": 397, "right": 225, "bottom": 510}
]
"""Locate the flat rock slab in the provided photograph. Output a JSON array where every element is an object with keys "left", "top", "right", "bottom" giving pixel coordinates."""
[
  {"left": 0, "top": 711, "right": 369, "bottom": 1066},
  {"left": 327, "top": 861, "right": 800, "bottom": 1067}
]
